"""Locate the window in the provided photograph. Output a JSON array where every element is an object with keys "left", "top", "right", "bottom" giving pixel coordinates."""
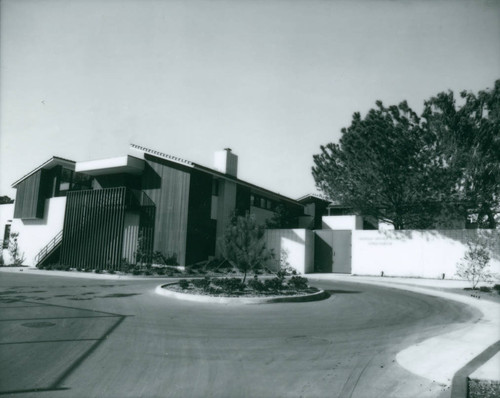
[
  {"left": 71, "top": 172, "right": 93, "bottom": 191},
  {"left": 2, "top": 224, "right": 11, "bottom": 249},
  {"left": 58, "top": 168, "right": 73, "bottom": 193}
]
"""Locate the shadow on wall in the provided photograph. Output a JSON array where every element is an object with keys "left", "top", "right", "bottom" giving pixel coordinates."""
[{"left": 264, "top": 229, "right": 307, "bottom": 273}]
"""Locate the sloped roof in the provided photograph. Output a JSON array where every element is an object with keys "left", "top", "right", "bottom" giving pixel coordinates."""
[
  {"left": 12, "top": 157, "right": 75, "bottom": 188},
  {"left": 130, "top": 144, "right": 302, "bottom": 206}
]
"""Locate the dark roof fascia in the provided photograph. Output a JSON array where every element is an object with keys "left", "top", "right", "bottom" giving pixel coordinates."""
[
  {"left": 296, "top": 194, "right": 332, "bottom": 205},
  {"left": 192, "top": 163, "right": 303, "bottom": 207},
  {"left": 133, "top": 144, "right": 302, "bottom": 207},
  {"left": 12, "top": 156, "right": 75, "bottom": 188}
]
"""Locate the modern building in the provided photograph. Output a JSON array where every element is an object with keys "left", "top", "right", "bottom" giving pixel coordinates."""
[{"left": 0, "top": 144, "right": 311, "bottom": 269}]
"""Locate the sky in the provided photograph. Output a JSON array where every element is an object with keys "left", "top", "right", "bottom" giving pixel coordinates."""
[{"left": 1, "top": 0, "right": 499, "bottom": 200}]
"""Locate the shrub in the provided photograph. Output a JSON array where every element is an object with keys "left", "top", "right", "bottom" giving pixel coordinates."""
[
  {"left": 135, "top": 231, "right": 152, "bottom": 267},
  {"left": 192, "top": 277, "right": 211, "bottom": 291},
  {"left": 493, "top": 284, "right": 500, "bottom": 294},
  {"left": 277, "top": 248, "right": 298, "bottom": 275},
  {"left": 8, "top": 232, "right": 25, "bottom": 266},
  {"left": 208, "top": 286, "right": 223, "bottom": 295},
  {"left": 156, "top": 268, "right": 166, "bottom": 275},
  {"left": 456, "top": 240, "right": 493, "bottom": 289},
  {"left": 165, "top": 253, "right": 178, "bottom": 266},
  {"left": 288, "top": 276, "right": 309, "bottom": 290},
  {"left": 479, "top": 286, "right": 492, "bottom": 293},
  {"left": 178, "top": 279, "right": 189, "bottom": 289},
  {"left": 247, "top": 276, "right": 267, "bottom": 292},
  {"left": 264, "top": 277, "right": 285, "bottom": 292},
  {"left": 95, "top": 269, "right": 102, "bottom": 274},
  {"left": 276, "top": 270, "right": 287, "bottom": 281},
  {"left": 132, "top": 269, "right": 142, "bottom": 275},
  {"left": 120, "top": 259, "right": 133, "bottom": 273},
  {"left": 212, "top": 278, "right": 245, "bottom": 293}
]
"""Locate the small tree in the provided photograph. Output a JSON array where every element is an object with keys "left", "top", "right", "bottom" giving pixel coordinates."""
[
  {"left": 135, "top": 231, "right": 151, "bottom": 268},
  {"left": 456, "top": 240, "right": 493, "bottom": 289},
  {"left": 277, "top": 248, "right": 298, "bottom": 276},
  {"left": 221, "top": 213, "right": 273, "bottom": 284},
  {"left": 8, "top": 232, "right": 25, "bottom": 266},
  {"left": 265, "top": 205, "right": 295, "bottom": 229}
]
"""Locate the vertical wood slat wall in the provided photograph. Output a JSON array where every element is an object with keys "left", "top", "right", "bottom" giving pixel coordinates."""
[
  {"left": 60, "top": 187, "right": 127, "bottom": 270},
  {"left": 13, "top": 170, "right": 45, "bottom": 219},
  {"left": 142, "top": 155, "right": 190, "bottom": 266}
]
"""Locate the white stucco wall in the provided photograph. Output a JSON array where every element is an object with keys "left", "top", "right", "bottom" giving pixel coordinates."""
[
  {"left": 351, "top": 229, "right": 500, "bottom": 280},
  {"left": 10, "top": 197, "right": 67, "bottom": 266},
  {"left": 264, "top": 229, "right": 314, "bottom": 274},
  {"left": 322, "top": 215, "right": 363, "bottom": 230}
]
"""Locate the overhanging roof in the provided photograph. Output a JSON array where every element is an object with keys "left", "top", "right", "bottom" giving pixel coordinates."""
[
  {"left": 75, "top": 155, "right": 145, "bottom": 176},
  {"left": 12, "top": 157, "right": 75, "bottom": 188}
]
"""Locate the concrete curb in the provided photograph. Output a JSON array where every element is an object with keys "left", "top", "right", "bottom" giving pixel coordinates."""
[
  {"left": 467, "top": 351, "right": 500, "bottom": 398},
  {"left": 308, "top": 274, "right": 500, "bottom": 387},
  {"left": 155, "top": 283, "right": 330, "bottom": 304}
]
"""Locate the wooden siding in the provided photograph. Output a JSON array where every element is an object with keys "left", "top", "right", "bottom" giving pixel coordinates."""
[
  {"left": 214, "top": 179, "right": 237, "bottom": 256},
  {"left": 60, "top": 188, "right": 127, "bottom": 270},
  {"left": 235, "top": 185, "right": 251, "bottom": 216},
  {"left": 185, "top": 170, "right": 216, "bottom": 265},
  {"left": 122, "top": 211, "right": 140, "bottom": 264},
  {"left": 13, "top": 170, "right": 48, "bottom": 219},
  {"left": 142, "top": 154, "right": 190, "bottom": 266}
]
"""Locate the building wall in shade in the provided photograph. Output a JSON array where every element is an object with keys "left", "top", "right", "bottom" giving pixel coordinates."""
[
  {"left": 141, "top": 154, "right": 191, "bottom": 266},
  {"left": 185, "top": 170, "right": 216, "bottom": 265},
  {"left": 214, "top": 179, "right": 237, "bottom": 257},
  {"left": 13, "top": 170, "right": 48, "bottom": 219},
  {"left": 60, "top": 188, "right": 127, "bottom": 269}
]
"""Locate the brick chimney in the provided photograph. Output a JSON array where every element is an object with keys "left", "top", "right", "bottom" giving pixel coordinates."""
[{"left": 214, "top": 148, "right": 238, "bottom": 177}]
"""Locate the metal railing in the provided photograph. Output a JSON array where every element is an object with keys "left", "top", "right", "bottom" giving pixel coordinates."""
[{"left": 34, "top": 230, "right": 63, "bottom": 266}]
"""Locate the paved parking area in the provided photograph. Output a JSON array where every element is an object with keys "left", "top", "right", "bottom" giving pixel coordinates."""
[
  {"left": 0, "top": 296, "right": 124, "bottom": 394},
  {"left": 0, "top": 272, "right": 480, "bottom": 398}
]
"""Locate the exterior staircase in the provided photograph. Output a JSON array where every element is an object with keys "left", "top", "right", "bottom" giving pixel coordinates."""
[{"left": 34, "top": 231, "right": 63, "bottom": 267}]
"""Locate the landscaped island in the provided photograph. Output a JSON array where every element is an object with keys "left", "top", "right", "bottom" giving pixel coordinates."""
[
  {"left": 157, "top": 274, "right": 329, "bottom": 304},
  {"left": 167, "top": 275, "right": 317, "bottom": 297}
]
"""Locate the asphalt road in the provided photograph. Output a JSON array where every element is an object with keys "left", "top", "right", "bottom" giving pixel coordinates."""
[{"left": 0, "top": 272, "right": 479, "bottom": 398}]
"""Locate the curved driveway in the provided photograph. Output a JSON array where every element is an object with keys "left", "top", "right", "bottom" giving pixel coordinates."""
[{"left": 0, "top": 273, "right": 478, "bottom": 398}]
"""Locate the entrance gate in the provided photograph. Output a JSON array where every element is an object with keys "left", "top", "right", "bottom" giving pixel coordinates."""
[{"left": 314, "top": 230, "right": 352, "bottom": 273}]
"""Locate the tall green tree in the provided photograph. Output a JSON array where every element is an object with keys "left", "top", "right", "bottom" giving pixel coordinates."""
[
  {"left": 422, "top": 80, "right": 500, "bottom": 228},
  {"left": 313, "top": 100, "right": 450, "bottom": 229},
  {"left": 313, "top": 81, "right": 500, "bottom": 230}
]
